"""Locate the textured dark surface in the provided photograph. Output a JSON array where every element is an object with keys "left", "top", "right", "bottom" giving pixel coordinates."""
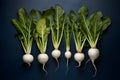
[{"left": 0, "top": 0, "right": 120, "bottom": 80}]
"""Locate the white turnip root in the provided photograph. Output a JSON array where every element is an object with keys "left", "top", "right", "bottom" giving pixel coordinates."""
[
  {"left": 38, "top": 53, "right": 49, "bottom": 73},
  {"left": 74, "top": 53, "right": 85, "bottom": 67},
  {"left": 88, "top": 48, "right": 99, "bottom": 76},
  {"left": 65, "top": 51, "right": 72, "bottom": 68},
  {"left": 51, "top": 49, "right": 61, "bottom": 69},
  {"left": 12, "top": 8, "right": 34, "bottom": 67},
  {"left": 33, "top": 18, "right": 50, "bottom": 73},
  {"left": 23, "top": 54, "right": 34, "bottom": 66}
]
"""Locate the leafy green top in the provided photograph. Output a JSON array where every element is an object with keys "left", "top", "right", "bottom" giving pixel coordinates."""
[
  {"left": 64, "top": 13, "right": 73, "bottom": 51},
  {"left": 79, "top": 6, "right": 111, "bottom": 48},
  {"left": 70, "top": 10, "right": 86, "bottom": 53},
  {"left": 30, "top": 9, "right": 50, "bottom": 53},
  {"left": 12, "top": 8, "right": 34, "bottom": 54},
  {"left": 34, "top": 18, "right": 50, "bottom": 53},
  {"left": 49, "top": 4, "right": 65, "bottom": 49}
]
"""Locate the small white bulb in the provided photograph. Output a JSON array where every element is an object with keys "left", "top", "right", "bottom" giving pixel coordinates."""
[
  {"left": 88, "top": 48, "right": 99, "bottom": 60},
  {"left": 51, "top": 49, "right": 61, "bottom": 59},
  {"left": 38, "top": 54, "right": 48, "bottom": 64},
  {"left": 65, "top": 51, "right": 72, "bottom": 59},
  {"left": 74, "top": 53, "right": 85, "bottom": 62},
  {"left": 23, "top": 54, "right": 34, "bottom": 64}
]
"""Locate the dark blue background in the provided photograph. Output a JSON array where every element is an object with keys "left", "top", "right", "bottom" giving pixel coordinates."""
[{"left": 0, "top": 0, "right": 120, "bottom": 80}]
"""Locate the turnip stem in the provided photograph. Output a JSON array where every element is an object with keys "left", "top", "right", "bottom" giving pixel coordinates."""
[
  {"left": 84, "top": 59, "right": 90, "bottom": 70},
  {"left": 86, "top": 59, "right": 90, "bottom": 65},
  {"left": 28, "top": 63, "right": 31, "bottom": 67},
  {"left": 55, "top": 58, "right": 59, "bottom": 71},
  {"left": 76, "top": 61, "right": 81, "bottom": 67},
  {"left": 84, "top": 59, "right": 90, "bottom": 68},
  {"left": 66, "top": 59, "right": 69, "bottom": 69},
  {"left": 92, "top": 60, "right": 97, "bottom": 77},
  {"left": 42, "top": 63, "right": 47, "bottom": 73},
  {"left": 65, "top": 59, "right": 69, "bottom": 74}
]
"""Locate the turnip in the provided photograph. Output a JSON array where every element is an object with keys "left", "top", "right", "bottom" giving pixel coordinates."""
[
  {"left": 64, "top": 14, "right": 73, "bottom": 68},
  {"left": 69, "top": 10, "right": 86, "bottom": 67},
  {"left": 79, "top": 6, "right": 111, "bottom": 76},
  {"left": 73, "top": 30, "right": 86, "bottom": 67},
  {"left": 65, "top": 51, "right": 72, "bottom": 68},
  {"left": 64, "top": 51, "right": 71, "bottom": 73},
  {"left": 52, "top": 49, "right": 61, "bottom": 63},
  {"left": 38, "top": 53, "right": 48, "bottom": 73},
  {"left": 49, "top": 4, "right": 65, "bottom": 69},
  {"left": 23, "top": 54, "right": 34, "bottom": 66},
  {"left": 33, "top": 18, "right": 50, "bottom": 73},
  {"left": 74, "top": 53, "right": 85, "bottom": 67},
  {"left": 12, "top": 8, "right": 34, "bottom": 66},
  {"left": 88, "top": 48, "right": 99, "bottom": 75}
]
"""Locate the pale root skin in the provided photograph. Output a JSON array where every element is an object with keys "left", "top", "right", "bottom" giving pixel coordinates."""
[
  {"left": 65, "top": 51, "right": 72, "bottom": 68},
  {"left": 38, "top": 53, "right": 49, "bottom": 73},
  {"left": 88, "top": 48, "right": 99, "bottom": 77},
  {"left": 51, "top": 49, "right": 61, "bottom": 70},
  {"left": 23, "top": 54, "right": 34, "bottom": 66},
  {"left": 74, "top": 53, "right": 85, "bottom": 67}
]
